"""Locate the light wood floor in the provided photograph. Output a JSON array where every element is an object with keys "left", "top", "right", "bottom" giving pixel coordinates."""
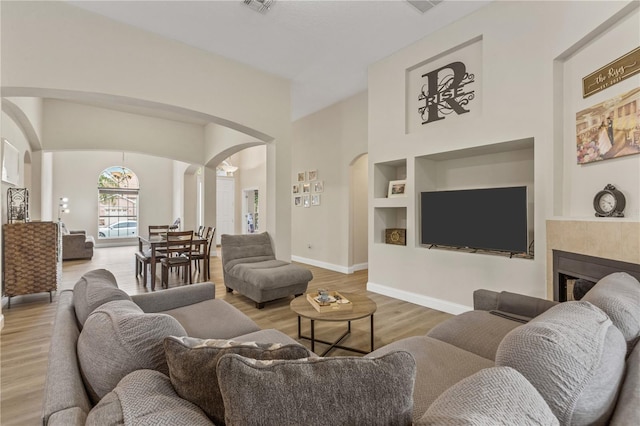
[{"left": 0, "top": 245, "right": 452, "bottom": 425}]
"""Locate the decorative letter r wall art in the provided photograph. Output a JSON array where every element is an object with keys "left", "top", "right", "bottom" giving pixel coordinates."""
[
  {"left": 406, "top": 37, "right": 482, "bottom": 133},
  {"left": 418, "top": 61, "right": 475, "bottom": 125}
]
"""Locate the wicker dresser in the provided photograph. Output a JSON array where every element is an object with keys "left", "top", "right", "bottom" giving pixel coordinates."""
[{"left": 2, "top": 221, "right": 58, "bottom": 307}]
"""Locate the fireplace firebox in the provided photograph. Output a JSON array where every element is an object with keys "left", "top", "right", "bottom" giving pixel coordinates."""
[{"left": 552, "top": 250, "right": 640, "bottom": 302}]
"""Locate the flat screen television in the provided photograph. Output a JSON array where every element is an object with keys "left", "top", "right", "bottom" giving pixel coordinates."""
[{"left": 420, "top": 186, "right": 528, "bottom": 254}]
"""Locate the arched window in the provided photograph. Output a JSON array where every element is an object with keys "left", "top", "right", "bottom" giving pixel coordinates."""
[{"left": 97, "top": 166, "right": 140, "bottom": 239}]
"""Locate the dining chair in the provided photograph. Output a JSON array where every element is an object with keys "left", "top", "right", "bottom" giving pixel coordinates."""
[
  {"left": 160, "top": 230, "right": 194, "bottom": 288},
  {"left": 191, "top": 227, "right": 215, "bottom": 280},
  {"left": 134, "top": 225, "right": 170, "bottom": 284},
  {"left": 169, "top": 217, "right": 181, "bottom": 231}
]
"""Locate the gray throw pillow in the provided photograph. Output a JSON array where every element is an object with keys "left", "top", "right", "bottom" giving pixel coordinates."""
[
  {"left": 72, "top": 269, "right": 130, "bottom": 328},
  {"left": 583, "top": 272, "right": 640, "bottom": 352},
  {"left": 495, "top": 301, "right": 626, "bottom": 425},
  {"left": 86, "top": 369, "right": 210, "bottom": 426},
  {"left": 417, "top": 366, "right": 558, "bottom": 425},
  {"left": 78, "top": 300, "right": 187, "bottom": 404},
  {"left": 164, "top": 336, "right": 311, "bottom": 425},
  {"left": 217, "top": 351, "right": 416, "bottom": 426}
]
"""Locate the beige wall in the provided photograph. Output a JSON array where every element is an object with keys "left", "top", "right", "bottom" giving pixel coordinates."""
[
  {"left": 52, "top": 151, "right": 174, "bottom": 246},
  {"left": 368, "top": 0, "right": 639, "bottom": 313},
  {"left": 291, "top": 91, "right": 368, "bottom": 273},
  {"left": 1, "top": 0, "right": 293, "bottom": 258},
  {"left": 233, "top": 145, "right": 267, "bottom": 235},
  {"left": 350, "top": 153, "right": 368, "bottom": 268}
]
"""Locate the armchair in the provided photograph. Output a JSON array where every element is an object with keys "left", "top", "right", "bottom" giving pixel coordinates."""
[{"left": 62, "top": 230, "right": 95, "bottom": 260}]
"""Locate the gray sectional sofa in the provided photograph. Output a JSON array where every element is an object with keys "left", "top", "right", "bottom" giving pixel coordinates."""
[{"left": 42, "top": 269, "right": 640, "bottom": 425}]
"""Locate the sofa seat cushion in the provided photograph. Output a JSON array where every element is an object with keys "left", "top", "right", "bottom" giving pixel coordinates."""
[
  {"left": 368, "top": 335, "right": 494, "bottom": 422},
  {"left": 86, "top": 369, "right": 211, "bottom": 426},
  {"left": 228, "top": 260, "right": 313, "bottom": 289},
  {"left": 78, "top": 299, "right": 187, "bottom": 403},
  {"left": 217, "top": 351, "right": 416, "bottom": 426},
  {"left": 583, "top": 272, "right": 640, "bottom": 352},
  {"left": 417, "top": 366, "right": 558, "bottom": 425},
  {"left": 496, "top": 301, "right": 627, "bottom": 425},
  {"left": 72, "top": 269, "right": 130, "bottom": 328},
  {"left": 164, "top": 336, "right": 311, "bottom": 424},
  {"left": 160, "top": 299, "right": 260, "bottom": 339},
  {"left": 427, "top": 310, "right": 522, "bottom": 360}
]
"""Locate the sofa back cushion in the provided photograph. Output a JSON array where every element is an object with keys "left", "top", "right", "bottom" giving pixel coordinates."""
[
  {"left": 221, "top": 232, "right": 275, "bottom": 271},
  {"left": 583, "top": 272, "right": 640, "bottom": 352},
  {"left": 73, "top": 269, "right": 130, "bottom": 329},
  {"left": 417, "top": 366, "right": 558, "bottom": 425},
  {"left": 164, "top": 336, "right": 311, "bottom": 424},
  {"left": 495, "top": 301, "right": 626, "bottom": 425},
  {"left": 77, "top": 299, "right": 187, "bottom": 404},
  {"left": 217, "top": 351, "right": 416, "bottom": 426}
]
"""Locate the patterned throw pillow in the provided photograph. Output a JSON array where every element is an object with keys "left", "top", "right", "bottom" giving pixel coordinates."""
[
  {"left": 216, "top": 351, "right": 416, "bottom": 426},
  {"left": 86, "top": 369, "right": 211, "bottom": 426},
  {"left": 164, "top": 336, "right": 311, "bottom": 425}
]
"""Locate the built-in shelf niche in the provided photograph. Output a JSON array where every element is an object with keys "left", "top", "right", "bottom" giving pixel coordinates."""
[
  {"left": 373, "top": 207, "right": 407, "bottom": 244},
  {"left": 373, "top": 158, "right": 407, "bottom": 200},
  {"left": 373, "top": 159, "right": 408, "bottom": 245},
  {"left": 415, "top": 138, "right": 535, "bottom": 255}
]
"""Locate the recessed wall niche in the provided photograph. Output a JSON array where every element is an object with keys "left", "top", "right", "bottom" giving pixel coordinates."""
[{"left": 415, "top": 138, "right": 535, "bottom": 256}]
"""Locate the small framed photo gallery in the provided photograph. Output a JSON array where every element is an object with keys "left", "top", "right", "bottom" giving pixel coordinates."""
[{"left": 294, "top": 170, "right": 323, "bottom": 207}]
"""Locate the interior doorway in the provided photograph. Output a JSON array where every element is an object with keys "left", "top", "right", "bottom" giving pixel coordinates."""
[
  {"left": 242, "top": 188, "right": 259, "bottom": 234},
  {"left": 216, "top": 176, "right": 235, "bottom": 245}
]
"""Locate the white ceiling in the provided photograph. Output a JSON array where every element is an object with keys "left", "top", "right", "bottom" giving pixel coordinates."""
[{"left": 66, "top": 0, "right": 492, "bottom": 121}]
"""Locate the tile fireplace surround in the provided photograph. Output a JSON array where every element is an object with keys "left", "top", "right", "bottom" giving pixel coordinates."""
[{"left": 546, "top": 219, "right": 640, "bottom": 300}]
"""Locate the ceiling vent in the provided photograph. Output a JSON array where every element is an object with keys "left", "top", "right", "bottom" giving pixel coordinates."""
[
  {"left": 243, "top": 0, "right": 274, "bottom": 14},
  {"left": 407, "top": 0, "right": 443, "bottom": 14}
]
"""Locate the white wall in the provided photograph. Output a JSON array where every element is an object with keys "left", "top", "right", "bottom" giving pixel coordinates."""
[
  {"left": 368, "top": 0, "right": 639, "bottom": 313},
  {"left": 560, "top": 9, "right": 640, "bottom": 219},
  {"left": 292, "top": 91, "right": 368, "bottom": 273},
  {"left": 52, "top": 151, "right": 174, "bottom": 246}
]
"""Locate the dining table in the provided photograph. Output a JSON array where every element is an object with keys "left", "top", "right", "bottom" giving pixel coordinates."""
[{"left": 138, "top": 232, "right": 208, "bottom": 291}]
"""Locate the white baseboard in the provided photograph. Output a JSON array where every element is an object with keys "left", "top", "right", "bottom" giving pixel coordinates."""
[
  {"left": 291, "top": 256, "right": 367, "bottom": 275},
  {"left": 367, "top": 281, "right": 472, "bottom": 315}
]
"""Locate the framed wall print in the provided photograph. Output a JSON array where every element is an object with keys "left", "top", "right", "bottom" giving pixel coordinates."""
[
  {"left": 313, "top": 180, "right": 324, "bottom": 193},
  {"left": 297, "top": 171, "right": 306, "bottom": 182},
  {"left": 303, "top": 194, "right": 310, "bottom": 208},
  {"left": 576, "top": 87, "right": 640, "bottom": 164},
  {"left": 294, "top": 196, "right": 302, "bottom": 206},
  {"left": 2, "top": 138, "right": 19, "bottom": 185},
  {"left": 292, "top": 184, "right": 300, "bottom": 194},
  {"left": 388, "top": 180, "right": 407, "bottom": 198},
  {"left": 311, "top": 194, "right": 321, "bottom": 206},
  {"left": 308, "top": 169, "right": 318, "bottom": 181},
  {"left": 302, "top": 183, "right": 311, "bottom": 193}
]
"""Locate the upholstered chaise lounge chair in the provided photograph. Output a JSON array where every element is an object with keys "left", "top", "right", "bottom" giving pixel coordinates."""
[{"left": 221, "top": 232, "right": 313, "bottom": 308}]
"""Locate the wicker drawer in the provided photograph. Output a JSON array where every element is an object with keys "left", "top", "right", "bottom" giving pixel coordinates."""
[{"left": 3, "top": 222, "right": 59, "bottom": 298}]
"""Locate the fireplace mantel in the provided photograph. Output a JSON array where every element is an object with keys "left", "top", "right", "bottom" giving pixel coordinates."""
[{"left": 546, "top": 219, "right": 639, "bottom": 299}]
